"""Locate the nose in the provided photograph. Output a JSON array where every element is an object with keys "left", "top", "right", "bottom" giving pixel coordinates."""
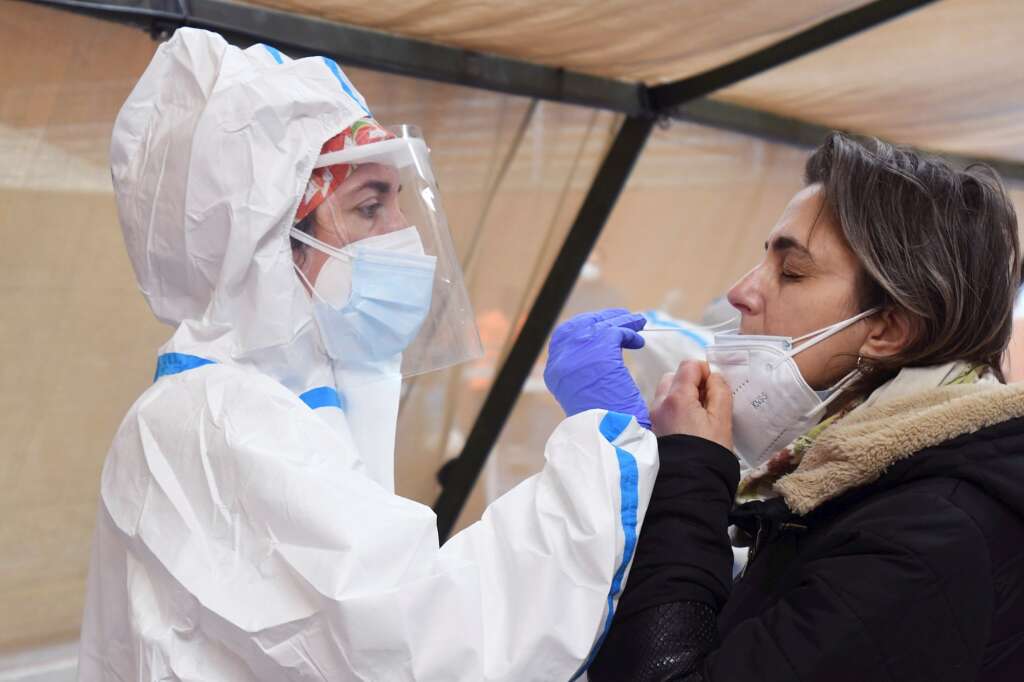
[
  {"left": 379, "top": 203, "right": 408, "bottom": 235},
  {"left": 727, "top": 266, "right": 763, "bottom": 318}
]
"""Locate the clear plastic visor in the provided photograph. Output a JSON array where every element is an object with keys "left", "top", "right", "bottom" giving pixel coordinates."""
[{"left": 292, "top": 126, "right": 482, "bottom": 377}]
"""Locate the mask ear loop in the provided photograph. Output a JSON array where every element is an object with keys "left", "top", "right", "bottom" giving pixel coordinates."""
[
  {"left": 789, "top": 308, "right": 879, "bottom": 418},
  {"left": 289, "top": 226, "right": 354, "bottom": 262},
  {"left": 788, "top": 307, "right": 880, "bottom": 358},
  {"left": 292, "top": 261, "right": 328, "bottom": 305},
  {"left": 805, "top": 368, "right": 861, "bottom": 418},
  {"left": 290, "top": 226, "right": 355, "bottom": 308}
]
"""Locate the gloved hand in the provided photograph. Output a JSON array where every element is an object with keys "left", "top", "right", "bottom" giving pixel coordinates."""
[{"left": 544, "top": 308, "right": 650, "bottom": 428}]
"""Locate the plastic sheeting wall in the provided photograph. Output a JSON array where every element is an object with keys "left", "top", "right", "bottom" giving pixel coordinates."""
[
  {"left": 349, "top": 74, "right": 623, "bottom": 506},
  {"left": 461, "top": 122, "right": 1024, "bottom": 530},
  {"left": 0, "top": 4, "right": 166, "bottom": 652},
  {"left": 451, "top": 123, "right": 810, "bottom": 528}
]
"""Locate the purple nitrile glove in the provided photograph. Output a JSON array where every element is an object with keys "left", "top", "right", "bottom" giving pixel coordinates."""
[{"left": 544, "top": 308, "right": 650, "bottom": 428}]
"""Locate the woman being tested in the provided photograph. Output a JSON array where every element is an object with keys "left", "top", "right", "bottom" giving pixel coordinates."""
[{"left": 546, "top": 133, "right": 1024, "bottom": 681}]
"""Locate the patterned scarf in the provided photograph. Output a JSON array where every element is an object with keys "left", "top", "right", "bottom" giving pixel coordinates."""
[{"left": 736, "top": 363, "right": 987, "bottom": 501}]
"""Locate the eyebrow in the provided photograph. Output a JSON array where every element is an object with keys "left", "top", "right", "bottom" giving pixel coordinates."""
[
  {"left": 766, "top": 236, "right": 814, "bottom": 261},
  {"left": 355, "top": 180, "right": 395, "bottom": 194}
]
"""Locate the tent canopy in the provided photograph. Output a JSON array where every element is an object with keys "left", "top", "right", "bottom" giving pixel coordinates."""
[{"left": 240, "top": 0, "right": 1023, "bottom": 164}]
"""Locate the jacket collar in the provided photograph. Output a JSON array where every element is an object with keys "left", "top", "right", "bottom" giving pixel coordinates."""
[{"left": 775, "top": 381, "right": 1024, "bottom": 514}]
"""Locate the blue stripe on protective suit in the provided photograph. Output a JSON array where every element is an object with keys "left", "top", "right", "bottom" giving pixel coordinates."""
[
  {"left": 321, "top": 57, "right": 371, "bottom": 116},
  {"left": 571, "top": 410, "right": 640, "bottom": 680},
  {"left": 261, "top": 44, "right": 285, "bottom": 64},
  {"left": 154, "top": 353, "right": 216, "bottom": 381},
  {"left": 643, "top": 310, "right": 709, "bottom": 348},
  {"left": 299, "top": 386, "right": 346, "bottom": 411},
  {"left": 154, "top": 354, "right": 344, "bottom": 412}
]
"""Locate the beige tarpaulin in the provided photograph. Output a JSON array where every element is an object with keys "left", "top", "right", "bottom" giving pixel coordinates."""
[
  {"left": 2, "top": 0, "right": 1023, "bottom": 656},
  {"left": 242, "top": 0, "right": 870, "bottom": 83},
  {"left": 719, "top": 0, "right": 1024, "bottom": 162},
  {"left": 244, "top": 0, "right": 1024, "bottom": 164}
]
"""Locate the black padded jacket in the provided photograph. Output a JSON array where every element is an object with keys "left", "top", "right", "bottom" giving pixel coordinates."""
[{"left": 587, "top": 416, "right": 1024, "bottom": 682}]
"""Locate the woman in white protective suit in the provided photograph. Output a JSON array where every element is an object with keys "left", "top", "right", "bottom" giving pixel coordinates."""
[{"left": 77, "top": 29, "right": 662, "bottom": 681}]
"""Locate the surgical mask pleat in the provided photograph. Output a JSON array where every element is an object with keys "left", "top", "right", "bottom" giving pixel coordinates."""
[{"left": 291, "top": 226, "right": 437, "bottom": 365}]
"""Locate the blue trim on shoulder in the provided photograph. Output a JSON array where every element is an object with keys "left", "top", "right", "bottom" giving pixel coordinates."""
[
  {"left": 643, "top": 310, "right": 709, "bottom": 349},
  {"left": 321, "top": 57, "right": 371, "bottom": 116},
  {"left": 261, "top": 44, "right": 284, "bottom": 64},
  {"left": 154, "top": 353, "right": 216, "bottom": 382},
  {"left": 154, "top": 355, "right": 344, "bottom": 412},
  {"left": 598, "top": 410, "right": 632, "bottom": 443},
  {"left": 299, "top": 386, "right": 346, "bottom": 411},
  {"left": 572, "top": 410, "right": 641, "bottom": 681}
]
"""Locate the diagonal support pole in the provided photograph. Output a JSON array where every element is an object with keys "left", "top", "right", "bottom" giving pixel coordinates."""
[
  {"left": 433, "top": 115, "right": 655, "bottom": 541},
  {"left": 649, "top": 0, "right": 939, "bottom": 112}
]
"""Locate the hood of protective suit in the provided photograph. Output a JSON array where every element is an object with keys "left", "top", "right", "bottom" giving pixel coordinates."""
[
  {"left": 112, "top": 29, "right": 414, "bottom": 489},
  {"left": 112, "top": 28, "right": 370, "bottom": 360}
]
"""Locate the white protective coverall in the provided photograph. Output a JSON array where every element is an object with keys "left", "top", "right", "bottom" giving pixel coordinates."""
[{"left": 77, "top": 29, "right": 659, "bottom": 681}]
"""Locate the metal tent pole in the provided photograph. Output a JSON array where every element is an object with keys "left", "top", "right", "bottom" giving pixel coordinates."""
[
  {"left": 432, "top": 115, "right": 656, "bottom": 540},
  {"left": 21, "top": 0, "right": 647, "bottom": 115}
]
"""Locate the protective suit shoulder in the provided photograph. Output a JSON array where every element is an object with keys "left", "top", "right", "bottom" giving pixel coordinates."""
[
  {"left": 94, "top": 361, "right": 443, "bottom": 678},
  {"left": 91, "top": 371, "right": 659, "bottom": 680},
  {"left": 102, "top": 361, "right": 368, "bottom": 535}
]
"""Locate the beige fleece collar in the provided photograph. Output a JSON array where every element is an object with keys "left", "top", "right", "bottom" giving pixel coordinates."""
[{"left": 775, "top": 382, "right": 1024, "bottom": 515}]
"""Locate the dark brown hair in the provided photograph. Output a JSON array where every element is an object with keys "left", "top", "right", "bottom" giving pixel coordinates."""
[
  {"left": 290, "top": 211, "right": 317, "bottom": 269},
  {"left": 805, "top": 132, "right": 1021, "bottom": 397}
]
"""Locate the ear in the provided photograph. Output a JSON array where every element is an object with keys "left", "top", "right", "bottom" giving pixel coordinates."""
[{"left": 858, "top": 307, "right": 915, "bottom": 360}]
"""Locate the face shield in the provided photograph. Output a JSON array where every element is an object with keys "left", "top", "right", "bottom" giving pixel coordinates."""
[{"left": 291, "top": 123, "right": 482, "bottom": 377}]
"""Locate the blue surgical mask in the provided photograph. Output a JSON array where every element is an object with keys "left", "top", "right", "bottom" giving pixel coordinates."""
[{"left": 292, "top": 226, "right": 437, "bottom": 367}]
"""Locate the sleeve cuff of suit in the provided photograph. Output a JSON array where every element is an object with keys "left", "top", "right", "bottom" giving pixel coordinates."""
[{"left": 610, "top": 434, "right": 740, "bottom": 619}]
